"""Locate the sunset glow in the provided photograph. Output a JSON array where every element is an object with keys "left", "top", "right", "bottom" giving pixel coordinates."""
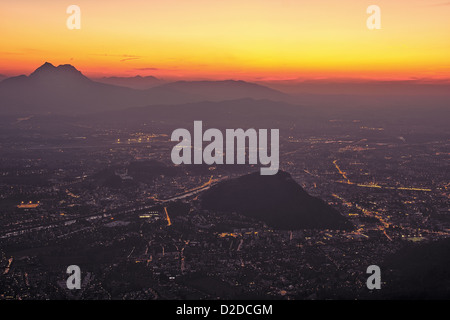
[{"left": 1, "top": 0, "right": 449, "bottom": 80}]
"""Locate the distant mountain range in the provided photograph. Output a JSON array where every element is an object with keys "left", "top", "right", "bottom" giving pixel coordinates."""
[
  {"left": 94, "top": 75, "right": 164, "bottom": 89},
  {"left": 86, "top": 98, "right": 308, "bottom": 130},
  {"left": 159, "top": 80, "right": 287, "bottom": 101},
  {"left": 201, "top": 171, "right": 353, "bottom": 230},
  {"left": 0, "top": 62, "right": 290, "bottom": 115},
  {"left": 2, "top": 62, "right": 448, "bottom": 121}
]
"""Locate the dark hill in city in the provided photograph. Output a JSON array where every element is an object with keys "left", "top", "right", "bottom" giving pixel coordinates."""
[
  {"left": 379, "top": 237, "right": 450, "bottom": 299},
  {"left": 200, "top": 171, "right": 353, "bottom": 230}
]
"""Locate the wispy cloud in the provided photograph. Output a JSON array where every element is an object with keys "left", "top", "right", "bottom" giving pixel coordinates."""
[
  {"left": 120, "top": 57, "right": 140, "bottom": 62},
  {"left": 90, "top": 53, "right": 142, "bottom": 62},
  {"left": 134, "top": 67, "right": 160, "bottom": 71}
]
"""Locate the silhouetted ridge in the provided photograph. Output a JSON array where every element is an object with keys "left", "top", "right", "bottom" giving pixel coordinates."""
[
  {"left": 29, "top": 62, "right": 88, "bottom": 81},
  {"left": 201, "top": 171, "right": 353, "bottom": 230},
  {"left": 0, "top": 62, "right": 291, "bottom": 115},
  {"left": 159, "top": 79, "right": 288, "bottom": 101},
  {"left": 94, "top": 75, "right": 163, "bottom": 89},
  {"left": 0, "top": 62, "right": 146, "bottom": 114}
]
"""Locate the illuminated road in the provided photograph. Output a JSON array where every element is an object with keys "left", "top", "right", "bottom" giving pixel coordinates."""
[
  {"left": 332, "top": 160, "right": 432, "bottom": 192},
  {"left": 332, "top": 193, "right": 392, "bottom": 241},
  {"left": 333, "top": 160, "right": 351, "bottom": 184},
  {"left": 3, "top": 257, "right": 13, "bottom": 275},
  {"left": 0, "top": 176, "right": 224, "bottom": 239},
  {"left": 164, "top": 207, "right": 172, "bottom": 226},
  {"left": 158, "top": 175, "right": 226, "bottom": 202}
]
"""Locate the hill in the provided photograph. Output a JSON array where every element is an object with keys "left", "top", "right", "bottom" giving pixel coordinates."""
[
  {"left": 379, "top": 237, "right": 450, "bottom": 299},
  {"left": 200, "top": 171, "right": 353, "bottom": 230}
]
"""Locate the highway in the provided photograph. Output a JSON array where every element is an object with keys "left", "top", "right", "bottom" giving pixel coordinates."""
[{"left": 0, "top": 176, "right": 223, "bottom": 239}]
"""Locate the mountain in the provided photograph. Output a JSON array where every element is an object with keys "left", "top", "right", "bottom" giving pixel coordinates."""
[
  {"left": 94, "top": 75, "right": 164, "bottom": 89},
  {"left": 0, "top": 62, "right": 149, "bottom": 114},
  {"left": 88, "top": 98, "right": 307, "bottom": 130},
  {"left": 29, "top": 62, "right": 89, "bottom": 82},
  {"left": 200, "top": 171, "right": 353, "bottom": 230},
  {"left": 158, "top": 80, "right": 289, "bottom": 102},
  {"left": 259, "top": 78, "right": 450, "bottom": 96},
  {"left": 0, "top": 63, "right": 291, "bottom": 115}
]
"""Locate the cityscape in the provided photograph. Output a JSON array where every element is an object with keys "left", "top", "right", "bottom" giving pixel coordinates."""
[
  {"left": 1, "top": 0, "right": 450, "bottom": 302},
  {"left": 0, "top": 100, "right": 448, "bottom": 299}
]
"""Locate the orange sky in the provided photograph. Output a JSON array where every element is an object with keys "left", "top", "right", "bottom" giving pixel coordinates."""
[{"left": 1, "top": 0, "right": 449, "bottom": 80}]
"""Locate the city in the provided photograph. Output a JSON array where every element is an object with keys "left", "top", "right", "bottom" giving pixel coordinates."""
[
  {"left": 1, "top": 109, "right": 448, "bottom": 300},
  {"left": 1, "top": 0, "right": 449, "bottom": 303}
]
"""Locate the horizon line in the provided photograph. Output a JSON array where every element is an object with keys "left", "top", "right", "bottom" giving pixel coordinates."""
[{"left": 2, "top": 62, "right": 450, "bottom": 84}]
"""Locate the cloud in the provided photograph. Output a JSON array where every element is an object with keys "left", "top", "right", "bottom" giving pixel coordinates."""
[
  {"left": 90, "top": 53, "right": 142, "bottom": 62},
  {"left": 120, "top": 57, "right": 141, "bottom": 62}
]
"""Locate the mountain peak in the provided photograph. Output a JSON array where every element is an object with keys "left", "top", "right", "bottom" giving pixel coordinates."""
[
  {"left": 32, "top": 62, "right": 56, "bottom": 73},
  {"left": 29, "top": 62, "right": 87, "bottom": 81},
  {"left": 57, "top": 64, "right": 79, "bottom": 72}
]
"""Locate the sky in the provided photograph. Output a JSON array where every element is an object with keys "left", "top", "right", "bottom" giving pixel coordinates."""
[{"left": 0, "top": 0, "right": 449, "bottom": 80}]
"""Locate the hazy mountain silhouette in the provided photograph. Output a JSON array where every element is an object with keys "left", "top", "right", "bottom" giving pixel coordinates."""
[
  {"left": 88, "top": 98, "right": 306, "bottom": 129},
  {"left": 0, "top": 62, "right": 150, "bottom": 114},
  {"left": 260, "top": 78, "right": 450, "bottom": 96},
  {"left": 95, "top": 75, "right": 164, "bottom": 89},
  {"left": 201, "top": 171, "right": 353, "bottom": 230},
  {"left": 83, "top": 94, "right": 449, "bottom": 137},
  {"left": 1, "top": 62, "right": 449, "bottom": 116},
  {"left": 29, "top": 62, "right": 89, "bottom": 82},
  {"left": 0, "top": 63, "right": 290, "bottom": 115},
  {"left": 158, "top": 80, "right": 289, "bottom": 102}
]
